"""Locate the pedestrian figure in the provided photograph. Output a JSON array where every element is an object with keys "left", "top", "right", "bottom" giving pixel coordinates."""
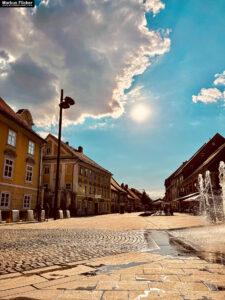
[
  {"left": 170, "top": 206, "right": 174, "bottom": 216},
  {"left": 163, "top": 206, "right": 167, "bottom": 216},
  {"left": 44, "top": 202, "right": 50, "bottom": 222},
  {"left": 36, "top": 203, "right": 42, "bottom": 222}
]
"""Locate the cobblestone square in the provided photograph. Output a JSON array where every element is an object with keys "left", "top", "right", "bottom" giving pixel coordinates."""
[{"left": 0, "top": 213, "right": 224, "bottom": 299}]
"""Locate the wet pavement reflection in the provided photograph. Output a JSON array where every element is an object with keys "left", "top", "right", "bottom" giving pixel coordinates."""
[{"left": 143, "top": 228, "right": 225, "bottom": 265}]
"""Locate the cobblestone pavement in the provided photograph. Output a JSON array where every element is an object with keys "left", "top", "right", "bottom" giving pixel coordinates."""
[
  {"left": 0, "top": 252, "right": 225, "bottom": 299},
  {"left": 0, "top": 214, "right": 225, "bottom": 299},
  {"left": 0, "top": 228, "right": 157, "bottom": 274}
]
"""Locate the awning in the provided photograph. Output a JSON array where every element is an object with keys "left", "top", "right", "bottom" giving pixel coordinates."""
[
  {"left": 183, "top": 195, "right": 201, "bottom": 202},
  {"left": 172, "top": 192, "right": 200, "bottom": 202},
  {"left": 153, "top": 200, "right": 163, "bottom": 205}
]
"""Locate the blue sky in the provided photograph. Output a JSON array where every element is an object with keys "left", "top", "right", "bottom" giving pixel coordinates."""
[
  {"left": 62, "top": 0, "right": 225, "bottom": 197},
  {"left": 1, "top": 0, "right": 225, "bottom": 198}
]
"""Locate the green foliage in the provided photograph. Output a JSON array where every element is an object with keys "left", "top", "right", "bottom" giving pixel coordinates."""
[{"left": 141, "top": 191, "right": 152, "bottom": 210}]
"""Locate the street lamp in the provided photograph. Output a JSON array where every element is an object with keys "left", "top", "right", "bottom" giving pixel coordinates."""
[{"left": 54, "top": 89, "right": 75, "bottom": 220}]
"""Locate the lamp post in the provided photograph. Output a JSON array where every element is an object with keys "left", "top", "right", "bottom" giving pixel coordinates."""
[{"left": 54, "top": 89, "right": 75, "bottom": 220}]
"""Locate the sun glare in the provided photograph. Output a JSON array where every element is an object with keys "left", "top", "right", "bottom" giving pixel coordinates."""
[{"left": 130, "top": 103, "right": 151, "bottom": 123}]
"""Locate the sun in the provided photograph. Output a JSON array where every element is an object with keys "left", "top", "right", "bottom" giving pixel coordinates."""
[{"left": 130, "top": 103, "right": 151, "bottom": 123}]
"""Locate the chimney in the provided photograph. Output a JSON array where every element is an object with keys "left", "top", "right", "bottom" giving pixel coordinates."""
[
  {"left": 78, "top": 146, "right": 83, "bottom": 153},
  {"left": 65, "top": 142, "right": 69, "bottom": 145},
  {"left": 121, "top": 183, "right": 124, "bottom": 188},
  {"left": 125, "top": 184, "right": 128, "bottom": 189}
]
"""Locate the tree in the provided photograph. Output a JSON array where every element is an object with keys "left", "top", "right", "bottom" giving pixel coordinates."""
[{"left": 141, "top": 191, "right": 152, "bottom": 211}]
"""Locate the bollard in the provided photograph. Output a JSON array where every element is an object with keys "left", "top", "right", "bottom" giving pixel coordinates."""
[
  {"left": 26, "top": 210, "right": 34, "bottom": 221},
  {"left": 11, "top": 210, "right": 20, "bottom": 222},
  {"left": 57, "top": 210, "right": 64, "bottom": 219},
  {"left": 64, "top": 210, "right": 70, "bottom": 218},
  {"left": 41, "top": 210, "right": 45, "bottom": 221}
]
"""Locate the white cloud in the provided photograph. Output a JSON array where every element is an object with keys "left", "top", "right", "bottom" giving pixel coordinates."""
[
  {"left": 214, "top": 71, "right": 225, "bottom": 86},
  {"left": 89, "top": 121, "right": 115, "bottom": 130},
  {"left": 192, "top": 88, "right": 223, "bottom": 104},
  {"left": 36, "top": 131, "right": 49, "bottom": 139},
  {"left": 0, "top": 0, "right": 169, "bottom": 128},
  {"left": 192, "top": 70, "right": 225, "bottom": 105},
  {"left": 122, "top": 85, "right": 146, "bottom": 104},
  {"left": 89, "top": 122, "right": 107, "bottom": 130},
  {"left": 146, "top": 189, "right": 164, "bottom": 200},
  {"left": 144, "top": 0, "right": 165, "bottom": 16}
]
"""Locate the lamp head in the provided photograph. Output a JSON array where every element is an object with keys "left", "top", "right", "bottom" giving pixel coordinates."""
[
  {"left": 64, "top": 96, "right": 75, "bottom": 106},
  {"left": 59, "top": 102, "right": 70, "bottom": 109}
]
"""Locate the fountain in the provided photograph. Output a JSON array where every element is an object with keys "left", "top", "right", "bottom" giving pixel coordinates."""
[
  {"left": 198, "top": 162, "right": 225, "bottom": 223},
  {"left": 198, "top": 174, "right": 206, "bottom": 217},
  {"left": 169, "top": 162, "right": 225, "bottom": 264},
  {"left": 219, "top": 161, "right": 225, "bottom": 218}
]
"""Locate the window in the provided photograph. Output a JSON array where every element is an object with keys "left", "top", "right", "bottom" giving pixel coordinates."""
[
  {"left": 7, "top": 129, "right": 16, "bottom": 146},
  {"left": 84, "top": 185, "right": 87, "bottom": 194},
  {"left": 25, "top": 165, "right": 33, "bottom": 182},
  {"left": 28, "top": 141, "right": 35, "bottom": 155},
  {"left": 89, "top": 185, "right": 92, "bottom": 194},
  {"left": 3, "top": 158, "right": 14, "bottom": 178},
  {"left": 66, "top": 183, "right": 71, "bottom": 190},
  {"left": 43, "top": 184, "right": 48, "bottom": 190},
  {"left": 66, "top": 164, "right": 72, "bottom": 175},
  {"left": 79, "top": 167, "right": 83, "bottom": 175},
  {"left": 44, "top": 166, "right": 50, "bottom": 174},
  {"left": 89, "top": 170, "right": 92, "bottom": 177},
  {"left": 46, "top": 147, "right": 51, "bottom": 155},
  {"left": 0, "top": 192, "right": 10, "bottom": 208},
  {"left": 85, "top": 168, "right": 88, "bottom": 177},
  {"left": 78, "top": 200, "right": 82, "bottom": 210},
  {"left": 88, "top": 201, "right": 92, "bottom": 211},
  {"left": 23, "top": 195, "right": 31, "bottom": 209}
]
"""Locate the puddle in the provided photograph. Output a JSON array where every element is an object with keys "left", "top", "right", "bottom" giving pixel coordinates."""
[
  {"left": 144, "top": 230, "right": 225, "bottom": 265},
  {"left": 143, "top": 230, "right": 193, "bottom": 257},
  {"left": 143, "top": 229, "right": 225, "bottom": 265},
  {"left": 167, "top": 225, "right": 225, "bottom": 265},
  {"left": 98, "top": 261, "right": 148, "bottom": 273}
]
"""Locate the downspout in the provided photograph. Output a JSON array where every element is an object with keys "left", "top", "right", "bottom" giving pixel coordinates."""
[
  {"left": 72, "top": 158, "right": 79, "bottom": 212},
  {"left": 37, "top": 144, "right": 44, "bottom": 207}
]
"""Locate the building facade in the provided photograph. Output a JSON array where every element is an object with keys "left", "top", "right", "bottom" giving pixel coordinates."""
[
  {"left": 131, "top": 188, "right": 146, "bottom": 211},
  {"left": 0, "top": 98, "right": 45, "bottom": 220},
  {"left": 42, "top": 134, "right": 112, "bottom": 216},
  {"left": 110, "top": 178, "right": 126, "bottom": 213},
  {"left": 121, "top": 184, "right": 143, "bottom": 212},
  {"left": 165, "top": 133, "right": 225, "bottom": 212}
]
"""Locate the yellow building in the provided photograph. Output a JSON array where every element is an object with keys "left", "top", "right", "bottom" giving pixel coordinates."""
[
  {"left": 0, "top": 97, "right": 45, "bottom": 220},
  {"left": 42, "top": 134, "right": 112, "bottom": 216}
]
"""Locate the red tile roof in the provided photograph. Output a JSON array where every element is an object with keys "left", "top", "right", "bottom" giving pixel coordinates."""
[
  {"left": 165, "top": 133, "right": 225, "bottom": 184},
  {"left": 127, "top": 188, "right": 140, "bottom": 200},
  {"left": 183, "top": 142, "right": 225, "bottom": 182},
  {"left": 0, "top": 97, "right": 45, "bottom": 142},
  {"left": 111, "top": 178, "right": 126, "bottom": 193},
  {"left": 47, "top": 134, "right": 112, "bottom": 175}
]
